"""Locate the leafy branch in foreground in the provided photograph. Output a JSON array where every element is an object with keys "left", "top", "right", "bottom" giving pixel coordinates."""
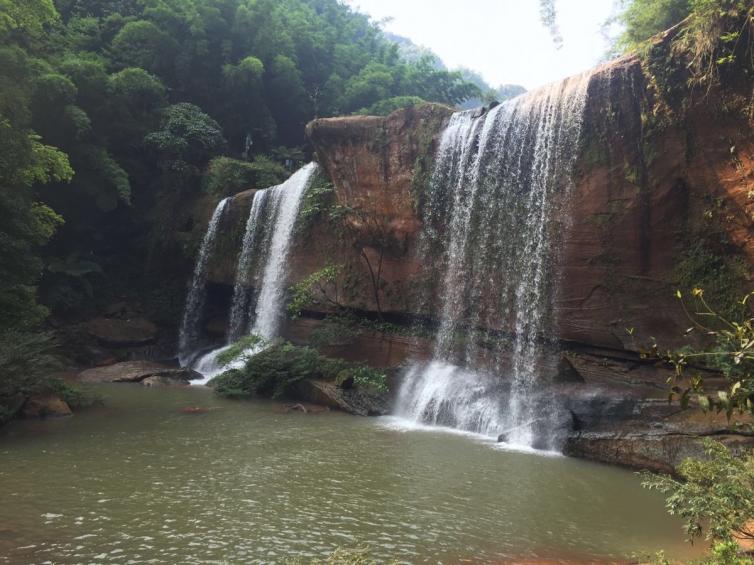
[
  {"left": 642, "top": 439, "right": 754, "bottom": 560},
  {"left": 644, "top": 288, "right": 754, "bottom": 419}
]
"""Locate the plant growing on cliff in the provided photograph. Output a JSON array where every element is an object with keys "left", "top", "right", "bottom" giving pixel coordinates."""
[
  {"left": 288, "top": 264, "right": 345, "bottom": 319},
  {"left": 671, "top": 0, "right": 753, "bottom": 89},
  {"left": 297, "top": 174, "right": 337, "bottom": 236},
  {"left": 357, "top": 96, "right": 427, "bottom": 116},
  {"left": 610, "top": 0, "right": 752, "bottom": 58},
  {"left": 211, "top": 341, "right": 387, "bottom": 399},
  {"left": 349, "top": 366, "right": 388, "bottom": 394},
  {"left": 656, "top": 288, "right": 754, "bottom": 419},
  {"left": 641, "top": 439, "right": 754, "bottom": 561}
]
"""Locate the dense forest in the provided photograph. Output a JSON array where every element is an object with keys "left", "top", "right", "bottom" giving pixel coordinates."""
[{"left": 0, "top": 0, "right": 483, "bottom": 337}]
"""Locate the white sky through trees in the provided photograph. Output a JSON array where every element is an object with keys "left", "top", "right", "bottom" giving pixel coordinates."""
[{"left": 344, "top": 0, "right": 619, "bottom": 90}]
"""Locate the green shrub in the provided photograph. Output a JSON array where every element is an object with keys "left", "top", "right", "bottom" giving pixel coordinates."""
[
  {"left": 48, "top": 379, "right": 100, "bottom": 410},
  {"left": 0, "top": 330, "right": 93, "bottom": 422},
  {"left": 642, "top": 439, "right": 754, "bottom": 555},
  {"left": 347, "top": 366, "right": 388, "bottom": 393},
  {"left": 657, "top": 289, "right": 754, "bottom": 419},
  {"left": 297, "top": 172, "right": 336, "bottom": 235},
  {"left": 288, "top": 265, "right": 345, "bottom": 319},
  {"left": 215, "top": 334, "right": 264, "bottom": 367},
  {"left": 211, "top": 341, "right": 388, "bottom": 399},
  {"left": 357, "top": 96, "right": 426, "bottom": 116},
  {"left": 0, "top": 331, "right": 62, "bottom": 400},
  {"left": 211, "top": 342, "right": 346, "bottom": 398},
  {"left": 203, "top": 155, "right": 288, "bottom": 198}
]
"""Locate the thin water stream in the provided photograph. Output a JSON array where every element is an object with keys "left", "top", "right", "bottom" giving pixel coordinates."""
[{"left": 0, "top": 386, "right": 698, "bottom": 563}]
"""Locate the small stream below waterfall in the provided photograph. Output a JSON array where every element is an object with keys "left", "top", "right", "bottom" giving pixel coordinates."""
[{"left": 0, "top": 385, "right": 700, "bottom": 563}]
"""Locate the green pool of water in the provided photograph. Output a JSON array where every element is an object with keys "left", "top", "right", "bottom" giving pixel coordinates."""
[{"left": 0, "top": 385, "right": 698, "bottom": 563}]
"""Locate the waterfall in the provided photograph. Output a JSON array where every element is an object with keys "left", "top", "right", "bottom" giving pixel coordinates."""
[
  {"left": 189, "top": 163, "right": 318, "bottom": 383},
  {"left": 249, "top": 162, "right": 318, "bottom": 340},
  {"left": 395, "top": 72, "right": 591, "bottom": 450},
  {"left": 177, "top": 197, "right": 230, "bottom": 366},
  {"left": 227, "top": 189, "right": 270, "bottom": 342}
]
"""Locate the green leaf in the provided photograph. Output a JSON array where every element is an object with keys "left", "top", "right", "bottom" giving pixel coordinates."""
[{"left": 697, "top": 395, "right": 710, "bottom": 411}]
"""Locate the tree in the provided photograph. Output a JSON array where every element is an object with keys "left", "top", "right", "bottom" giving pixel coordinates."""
[
  {"left": 0, "top": 0, "right": 58, "bottom": 39},
  {"left": 642, "top": 440, "right": 754, "bottom": 563},
  {"left": 221, "top": 56, "right": 272, "bottom": 153},
  {"left": 610, "top": 0, "right": 691, "bottom": 53},
  {"left": 145, "top": 103, "right": 226, "bottom": 168},
  {"left": 343, "top": 62, "right": 395, "bottom": 111},
  {"left": 0, "top": 39, "right": 72, "bottom": 331},
  {"left": 539, "top": 0, "right": 563, "bottom": 49},
  {"left": 0, "top": 0, "right": 484, "bottom": 334},
  {"left": 110, "top": 20, "right": 178, "bottom": 77},
  {"left": 265, "top": 54, "right": 308, "bottom": 146}
]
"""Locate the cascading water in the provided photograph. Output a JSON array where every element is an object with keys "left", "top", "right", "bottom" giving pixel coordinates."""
[
  {"left": 188, "top": 163, "right": 318, "bottom": 383},
  {"left": 395, "top": 72, "right": 592, "bottom": 450},
  {"left": 227, "top": 189, "right": 270, "bottom": 342},
  {"left": 250, "top": 162, "right": 318, "bottom": 340},
  {"left": 177, "top": 197, "right": 230, "bottom": 367}
]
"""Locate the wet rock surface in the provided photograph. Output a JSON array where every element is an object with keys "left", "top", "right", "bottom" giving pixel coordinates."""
[
  {"left": 292, "top": 379, "right": 390, "bottom": 417},
  {"left": 559, "top": 351, "right": 754, "bottom": 472},
  {"left": 77, "top": 361, "right": 200, "bottom": 384},
  {"left": 141, "top": 375, "right": 191, "bottom": 387}
]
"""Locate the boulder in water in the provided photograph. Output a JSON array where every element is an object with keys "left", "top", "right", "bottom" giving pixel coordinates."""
[
  {"left": 141, "top": 375, "right": 190, "bottom": 387},
  {"left": 291, "top": 379, "right": 390, "bottom": 416},
  {"left": 21, "top": 395, "right": 72, "bottom": 418},
  {"left": 77, "top": 361, "right": 200, "bottom": 384}
]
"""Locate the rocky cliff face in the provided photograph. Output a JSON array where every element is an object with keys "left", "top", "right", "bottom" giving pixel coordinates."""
[
  {"left": 197, "top": 41, "right": 754, "bottom": 470},
  {"left": 201, "top": 49, "right": 754, "bottom": 355},
  {"left": 560, "top": 54, "right": 754, "bottom": 352},
  {"left": 297, "top": 55, "right": 754, "bottom": 352}
]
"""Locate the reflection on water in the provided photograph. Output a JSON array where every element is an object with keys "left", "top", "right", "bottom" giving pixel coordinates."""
[{"left": 0, "top": 385, "right": 695, "bottom": 563}]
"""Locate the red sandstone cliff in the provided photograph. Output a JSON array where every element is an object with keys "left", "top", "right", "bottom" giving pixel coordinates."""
[
  {"left": 301, "top": 56, "right": 753, "bottom": 353},
  {"left": 203, "top": 41, "right": 753, "bottom": 358}
]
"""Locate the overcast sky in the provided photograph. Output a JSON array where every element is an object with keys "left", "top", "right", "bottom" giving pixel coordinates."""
[{"left": 344, "top": 0, "right": 619, "bottom": 90}]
